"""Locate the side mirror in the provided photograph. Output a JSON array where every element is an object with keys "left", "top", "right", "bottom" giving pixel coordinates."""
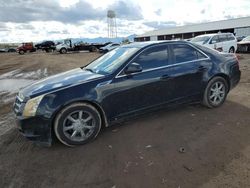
[{"left": 124, "top": 63, "right": 142, "bottom": 74}]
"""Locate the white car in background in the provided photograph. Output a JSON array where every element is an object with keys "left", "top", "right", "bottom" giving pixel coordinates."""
[
  {"left": 191, "top": 33, "right": 237, "bottom": 53},
  {"left": 99, "top": 43, "right": 120, "bottom": 53}
]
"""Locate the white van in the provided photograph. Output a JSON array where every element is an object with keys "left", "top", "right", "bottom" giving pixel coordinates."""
[{"left": 191, "top": 33, "right": 237, "bottom": 53}]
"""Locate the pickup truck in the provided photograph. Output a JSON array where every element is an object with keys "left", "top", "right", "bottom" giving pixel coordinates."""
[
  {"left": 17, "top": 43, "right": 36, "bottom": 55},
  {"left": 56, "top": 39, "right": 109, "bottom": 54},
  {"left": 35, "top": 41, "right": 56, "bottom": 52}
]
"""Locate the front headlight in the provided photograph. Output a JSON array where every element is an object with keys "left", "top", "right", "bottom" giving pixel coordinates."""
[
  {"left": 17, "top": 92, "right": 25, "bottom": 102},
  {"left": 23, "top": 95, "right": 44, "bottom": 117}
]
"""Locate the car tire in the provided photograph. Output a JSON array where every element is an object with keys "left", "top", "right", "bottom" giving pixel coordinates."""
[
  {"left": 19, "top": 50, "right": 25, "bottom": 55},
  {"left": 89, "top": 46, "right": 98, "bottom": 52},
  {"left": 54, "top": 102, "right": 102, "bottom": 146},
  {"left": 60, "top": 48, "right": 67, "bottom": 54},
  {"left": 203, "top": 76, "right": 228, "bottom": 108},
  {"left": 229, "top": 47, "right": 235, "bottom": 53}
]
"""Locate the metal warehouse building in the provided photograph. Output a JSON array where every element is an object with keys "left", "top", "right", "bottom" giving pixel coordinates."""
[{"left": 135, "top": 16, "right": 250, "bottom": 42}]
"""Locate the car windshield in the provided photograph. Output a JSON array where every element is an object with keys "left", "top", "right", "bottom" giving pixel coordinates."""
[
  {"left": 242, "top": 36, "right": 250, "bottom": 41},
  {"left": 191, "top": 36, "right": 211, "bottom": 43},
  {"left": 85, "top": 47, "right": 139, "bottom": 75}
]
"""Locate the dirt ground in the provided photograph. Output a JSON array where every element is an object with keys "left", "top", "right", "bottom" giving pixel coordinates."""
[{"left": 0, "top": 51, "right": 250, "bottom": 188}]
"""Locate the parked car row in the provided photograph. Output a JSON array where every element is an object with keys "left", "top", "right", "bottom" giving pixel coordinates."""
[
  {"left": 14, "top": 39, "right": 121, "bottom": 55},
  {"left": 3, "top": 34, "right": 249, "bottom": 56}
]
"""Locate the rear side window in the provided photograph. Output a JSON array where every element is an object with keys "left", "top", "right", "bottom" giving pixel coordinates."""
[
  {"left": 133, "top": 45, "right": 168, "bottom": 70},
  {"left": 172, "top": 44, "right": 207, "bottom": 64}
]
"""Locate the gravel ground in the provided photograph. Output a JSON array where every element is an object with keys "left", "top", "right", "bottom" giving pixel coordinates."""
[{"left": 0, "top": 51, "right": 249, "bottom": 188}]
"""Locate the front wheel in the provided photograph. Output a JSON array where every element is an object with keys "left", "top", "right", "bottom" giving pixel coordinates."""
[
  {"left": 203, "top": 76, "right": 228, "bottom": 108},
  {"left": 54, "top": 103, "right": 102, "bottom": 146},
  {"left": 60, "top": 48, "right": 67, "bottom": 54},
  {"left": 19, "top": 50, "right": 25, "bottom": 55},
  {"left": 89, "top": 46, "right": 98, "bottom": 52}
]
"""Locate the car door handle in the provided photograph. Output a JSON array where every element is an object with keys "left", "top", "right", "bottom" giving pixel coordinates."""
[
  {"left": 160, "top": 75, "right": 172, "bottom": 80},
  {"left": 198, "top": 66, "right": 207, "bottom": 72}
]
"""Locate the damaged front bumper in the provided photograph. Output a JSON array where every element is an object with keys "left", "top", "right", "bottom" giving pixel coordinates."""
[
  {"left": 16, "top": 115, "right": 52, "bottom": 147},
  {"left": 14, "top": 95, "right": 52, "bottom": 147}
]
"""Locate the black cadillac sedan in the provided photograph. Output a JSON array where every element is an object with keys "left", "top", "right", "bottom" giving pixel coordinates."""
[{"left": 14, "top": 41, "right": 241, "bottom": 146}]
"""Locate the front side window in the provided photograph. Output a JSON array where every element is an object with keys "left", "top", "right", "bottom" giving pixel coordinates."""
[
  {"left": 191, "top": 36, "right": 210, "bottom": 44},
  {"left": 132, "top": 45, "right": 168, "bottom": 70},
  {"left": 227, "top": 34, "right": 235, "bottom": 41},
  {"left": 172, "top": 44, "right": 207, "bottom": 64},
  {"left": 210, "top": 36, "right": 220, "bottom": 44}
]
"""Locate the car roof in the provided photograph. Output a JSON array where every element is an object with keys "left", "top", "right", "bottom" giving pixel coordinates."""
[
  {"left": 195, "top": 33, "right": 233, "bottom": 38},
  {"left": 122, "top": 40, "right": 188, "bottom": 48}
]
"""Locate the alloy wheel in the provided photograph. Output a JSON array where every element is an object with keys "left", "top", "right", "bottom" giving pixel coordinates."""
[
  {"left": 209, "top": 81, "right": 226, "bottom": 105},
  {"left": 63, "top": 110, "right": 95, "bottom": 142}
]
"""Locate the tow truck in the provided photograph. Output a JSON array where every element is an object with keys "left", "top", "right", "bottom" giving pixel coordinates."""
[{"left": 56, "top": 39, "right": 109, "bottom": 54}]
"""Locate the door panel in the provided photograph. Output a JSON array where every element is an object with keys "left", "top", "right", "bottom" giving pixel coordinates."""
[
  {"left": 105, "top": 68, "right": 174, "bottom": 119},
  {"left": 165, "top": 60, "right": 209, "bottom": 100},
  {"left": 170, "top": 44, "right": 210, "bottom": 100},
  {"left": 102, "top": 44, "right": 171, "bottom": 120}
]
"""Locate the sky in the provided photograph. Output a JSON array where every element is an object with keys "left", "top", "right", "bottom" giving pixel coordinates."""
[{"left": 0, "top": 0, "right": 250, "bottom": 43}]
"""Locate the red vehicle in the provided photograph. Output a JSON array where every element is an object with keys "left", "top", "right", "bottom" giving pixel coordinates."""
[{"left": 17, "top": 42, "right": 36, "bottom": 55}]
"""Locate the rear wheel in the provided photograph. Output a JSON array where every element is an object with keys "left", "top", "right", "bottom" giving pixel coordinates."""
[
  {"left": 229, "top": 47, "right": 235, "bottom": 53},
  {"left": 54, "top": 103, "right": 102, "bottom": 146},
  {"left": 203, "top": 76, "right": 228, "bottom": 108}
]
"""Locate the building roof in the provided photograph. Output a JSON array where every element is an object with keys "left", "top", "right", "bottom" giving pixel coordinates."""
[{"left": 137, "top": 16, "right": 250, "bottom": 37}]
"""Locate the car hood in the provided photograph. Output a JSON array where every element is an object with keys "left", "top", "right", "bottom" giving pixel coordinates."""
[
  {"left": 191, "top": 41, "right": 206, "bottom": 45},
  {"left": 56, "top": 44, "right": 66, "bottom": 49},
  {"left": 20, "top": 68, "right": 104, "bottom": 98},
  {"left": 238, "top": 41, "right": 250, "bottom": 45}
]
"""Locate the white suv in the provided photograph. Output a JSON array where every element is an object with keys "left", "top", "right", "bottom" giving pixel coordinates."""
[{"left": 191, "top": 33, "right": 237, "bottom": 53}]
